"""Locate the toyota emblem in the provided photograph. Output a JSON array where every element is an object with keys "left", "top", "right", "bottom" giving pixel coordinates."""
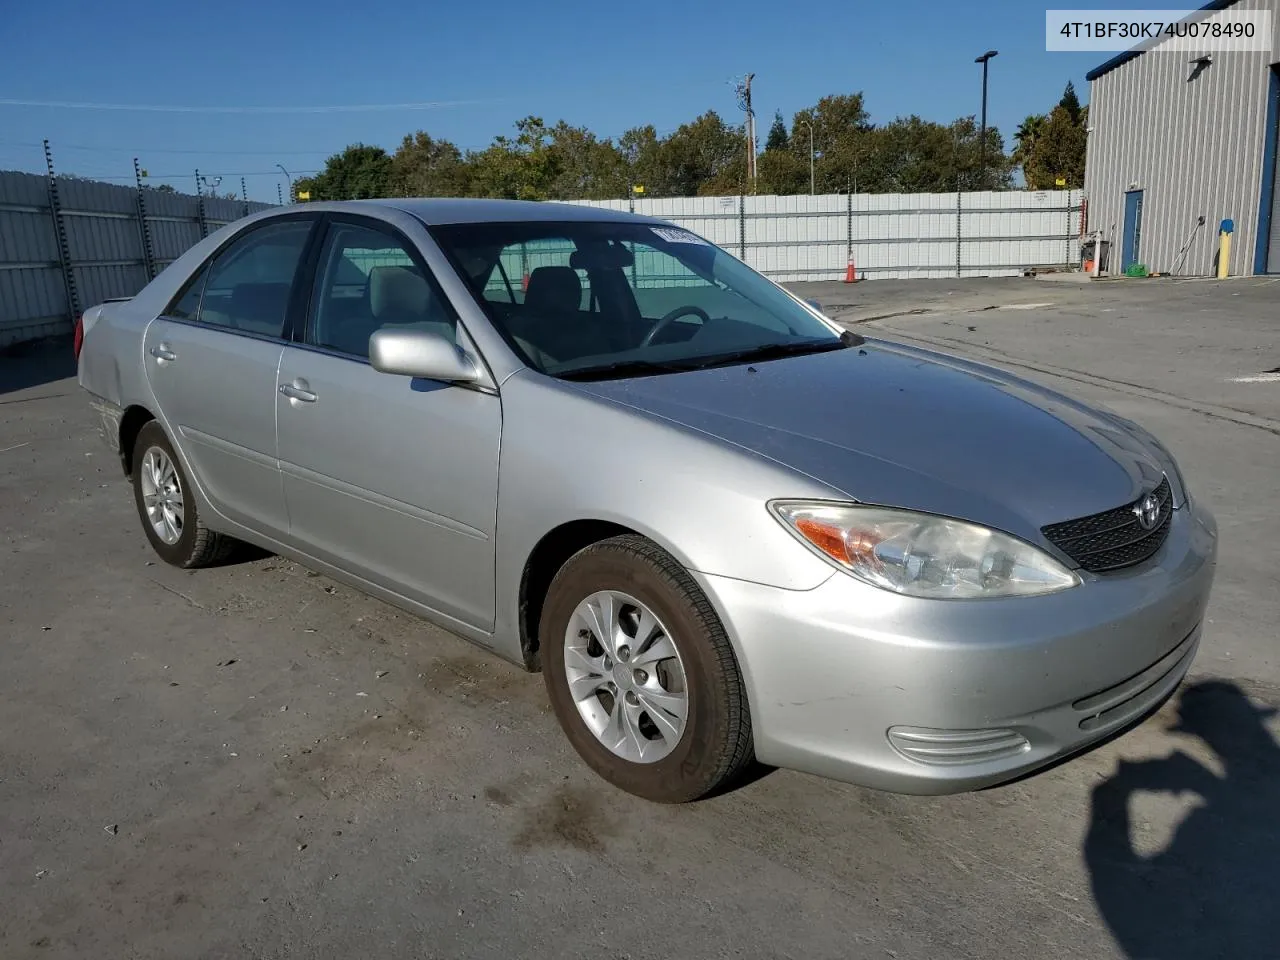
[{"left": 1133, "top": 493, "right": 1162, "bottom": 531}]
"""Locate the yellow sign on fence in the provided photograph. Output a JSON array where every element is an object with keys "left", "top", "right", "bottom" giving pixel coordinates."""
[{"left": 297, "top": 190, "right": 311, "bottom": 201}]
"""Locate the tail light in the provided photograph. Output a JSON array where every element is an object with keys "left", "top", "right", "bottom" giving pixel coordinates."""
[{"left": 73, "top": 314, "right": 84, "bottom": 360}]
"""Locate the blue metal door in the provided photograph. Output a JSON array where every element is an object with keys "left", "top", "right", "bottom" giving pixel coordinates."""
[{"left": 1122, "top": 189, "right": 1144, "bottom": 270}]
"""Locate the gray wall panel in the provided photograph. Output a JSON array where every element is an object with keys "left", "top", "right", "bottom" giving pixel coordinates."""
[{"left": 0, "top": 172, "right": 272, "bottom": 345}]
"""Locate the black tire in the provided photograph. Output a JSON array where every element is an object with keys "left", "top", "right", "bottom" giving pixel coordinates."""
[
  {"left": 541, "top": 534, "right": 754, "bottom": 803},
  {"left": 130, "top": 420, "right": 238, "bottom": 569}
]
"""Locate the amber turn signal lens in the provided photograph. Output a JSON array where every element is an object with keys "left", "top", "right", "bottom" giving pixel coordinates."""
[{"left": 795, "top": 517, "right": 850, "bottom": 564}]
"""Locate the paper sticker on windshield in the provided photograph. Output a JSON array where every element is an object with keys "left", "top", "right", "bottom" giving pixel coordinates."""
[{"left": 651, "top": 226, "right": 708, "bottom": 245}]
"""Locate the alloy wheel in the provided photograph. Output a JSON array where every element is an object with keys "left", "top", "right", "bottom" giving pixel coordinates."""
[
  {"left": 563, "top": 590, "right": 689, "bottom": 763},
  {"left": 139, "top": 447, "right": 185, "bottom": 545}
]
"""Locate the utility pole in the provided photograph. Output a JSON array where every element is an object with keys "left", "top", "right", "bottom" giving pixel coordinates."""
[
  {"left": 799, "top": 118, "right": 815, "bottom": 195},
  {"left": 975, "top": 50, "right": 998, "bottom": 191},
  {"left": 735, "top": 73, "right": 757, "bottom": 192}
]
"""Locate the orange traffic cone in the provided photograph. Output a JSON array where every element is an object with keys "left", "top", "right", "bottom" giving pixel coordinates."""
[
  {"left": 521, "top": 273, "right": 531, "bottom": 292},
  {"left": 843, "top": 254, "right": 859, "bottom": 283}
]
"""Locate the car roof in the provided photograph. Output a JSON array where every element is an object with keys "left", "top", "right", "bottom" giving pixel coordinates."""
[{"left": 304, "top": 197, "right": 661, "bottom": 226}]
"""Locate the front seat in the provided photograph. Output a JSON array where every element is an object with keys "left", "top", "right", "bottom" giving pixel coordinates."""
[
  {"left": 324, "top": 265, "right": 453, "bottom": 356},
  {"left": 368, "top": 265, "right": 454, "bottom": 337},
  {"left": 519, "top": 265, "right": 623, "bottom": 365},
  {"left": 522, "top": 266, "right": 582, "bottom": 317}
]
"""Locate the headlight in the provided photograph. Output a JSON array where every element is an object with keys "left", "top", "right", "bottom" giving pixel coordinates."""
[{"left": 770, "top": 501, "right": 1080, "bottom": 599}]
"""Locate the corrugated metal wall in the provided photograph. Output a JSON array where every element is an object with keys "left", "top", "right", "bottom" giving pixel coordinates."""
[
  {"left": 0, "top": 171, "right": 273, "bottom": 347},
  {"left": 1084, "top": 0, "right": 1279, "bottom": 275},
  {"left": 569, "top": 190, "right": 1083, "bottom": 282}
]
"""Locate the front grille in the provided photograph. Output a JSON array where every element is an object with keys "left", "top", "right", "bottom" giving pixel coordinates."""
[{"left": 1042, "top": 477, "right": 1173, "bottom": 572}]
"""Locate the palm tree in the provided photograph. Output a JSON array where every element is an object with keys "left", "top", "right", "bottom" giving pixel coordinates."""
[{"left": 1013, "top": 114, "right": 1048, "bottom": 167}]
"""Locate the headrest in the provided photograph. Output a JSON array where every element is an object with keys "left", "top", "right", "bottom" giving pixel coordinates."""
[
  {"left": 523, "top": 266, "right": 582, "bottom": 314},
  {"left": 369, "top": 265, "right": 429, "bottom": 319}
]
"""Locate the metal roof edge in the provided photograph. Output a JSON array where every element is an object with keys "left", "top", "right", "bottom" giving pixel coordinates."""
[{"left": 1085, "top": 0, "right": 1242, "bottom": 81}]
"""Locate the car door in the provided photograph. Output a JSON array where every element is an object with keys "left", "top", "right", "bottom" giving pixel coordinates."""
[
  {"left": 143, "top": 216, "right": 316, "bottom": 535},
  {"left": 275, "top": 216, "right": 501, "bottom": 630}
]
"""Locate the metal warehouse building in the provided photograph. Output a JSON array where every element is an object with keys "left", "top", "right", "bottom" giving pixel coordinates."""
[{"left": 1084, "top": 0, "right": 1280, "bottom": 275}]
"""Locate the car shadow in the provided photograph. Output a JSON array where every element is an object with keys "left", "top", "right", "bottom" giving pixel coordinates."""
[
  {"left": 1084, "top": 679, "right": 1279, "bottom": 959},
  {"left": 0, "top": 336, "right": 76, "bottom": 396}
]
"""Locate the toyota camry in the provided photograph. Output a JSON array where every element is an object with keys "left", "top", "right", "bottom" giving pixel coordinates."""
[{"left": 75, "top": 199, "right": 1218, "bottom": 802}]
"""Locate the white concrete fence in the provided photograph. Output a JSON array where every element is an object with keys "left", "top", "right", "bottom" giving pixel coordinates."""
[{"left": 570, "top": 190, "right": 1085, "bottom": 283}]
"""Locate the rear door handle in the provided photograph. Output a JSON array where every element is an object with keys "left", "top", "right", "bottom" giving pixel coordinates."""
[
  {"left": 149, "top": 344, "right": 177, "bottom": 362},
  {"left": 279, "top": 381, "right": 318, "bottom": 403}
]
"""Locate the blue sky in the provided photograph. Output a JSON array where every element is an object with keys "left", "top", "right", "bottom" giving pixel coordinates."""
[{"left": 0, "top": 0, "right": 1112, "bottom": 201}]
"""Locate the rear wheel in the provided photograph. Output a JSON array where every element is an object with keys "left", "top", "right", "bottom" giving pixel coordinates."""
[
  {"left": 541, "top": 535, "right": 754, "bottom": 802},
  {"left": 131, "top": 420, "right": 238, "bottom": 568}
]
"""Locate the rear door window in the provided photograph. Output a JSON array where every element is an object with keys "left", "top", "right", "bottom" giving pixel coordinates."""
[{"left": 195, "top": 220, "right": 312, "bottom": 338}]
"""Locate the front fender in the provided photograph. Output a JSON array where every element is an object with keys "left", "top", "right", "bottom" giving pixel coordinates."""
[{"left": 492, "top": 371, "right": 841, "bottom": 654}]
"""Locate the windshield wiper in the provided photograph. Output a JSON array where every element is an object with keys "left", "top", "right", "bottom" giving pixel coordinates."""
[
  {"left": 557, "top": 358, "right": 701, "bottom": 382},
  {"left": 681, "top": 329, "right": 863, "bottom": 370},
  {"left": 556, "top": 331, "right": 864, "bottom": 381}
]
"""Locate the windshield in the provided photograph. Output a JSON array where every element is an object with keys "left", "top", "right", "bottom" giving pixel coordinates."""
[{"left": 429, "top": 220, "right": 846, "bottom": 379}]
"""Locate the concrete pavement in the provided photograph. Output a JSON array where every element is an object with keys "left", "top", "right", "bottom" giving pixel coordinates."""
[{"left": 2, "top": 277, "right": 1277, "bottom": 959}]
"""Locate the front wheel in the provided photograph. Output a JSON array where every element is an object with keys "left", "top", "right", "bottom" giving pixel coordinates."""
[{"left": 540, "top": 535, "right": 754, "bottom": 802}]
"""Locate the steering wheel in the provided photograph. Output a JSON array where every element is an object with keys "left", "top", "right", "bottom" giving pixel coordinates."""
[{"left": 639, "top": 305, "right": 712, "bottom": 348}]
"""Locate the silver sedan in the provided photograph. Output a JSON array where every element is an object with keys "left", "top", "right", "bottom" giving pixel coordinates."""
[{"left": 76, "top": 199, "right": 1218, "bottom": 802}]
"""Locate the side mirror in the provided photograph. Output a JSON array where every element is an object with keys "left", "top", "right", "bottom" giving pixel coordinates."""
[
  {"left": 805, "top": 298, "right": 825, "bottom": 314},
  {"left": 369, "top": 327, "right": 480, "bottom": 383}
]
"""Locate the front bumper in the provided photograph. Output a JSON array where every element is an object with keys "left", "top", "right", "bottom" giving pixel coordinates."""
[{"left": 694, "top": 502, "right": 1218, "bottom": 795}]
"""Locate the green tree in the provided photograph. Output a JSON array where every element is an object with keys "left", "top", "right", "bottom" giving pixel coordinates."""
[
  {"left": 389, "top": 131, "right": 470, "bottom": 197},
  {"left": 765, "top": 110, "right": 789, "bottom": 152},
  {"left": 618, "top": 124, "right": 664, "bottom": 195},
  {"left": 866, "top": 115, "right": 1012, "bottom": 193},
  {"left": 304, "top": 144, "right": 393, "bottom": 200},
  {"left": 268, "top": 87, "right": 1045, "bottom": 202},
  {"left": 654, "top": 111, "right": 745, "bottom": 196},
  {"left": 1059, "top": 80, "right": 1083, "bottom": 125},
  {"left": 757, "top": 147, "right": 807, "bottom": 195},
  {"left": 790, "top": 93, "right": 874, "bottom": 192},
  {"left": 545, "top": 122, "right": 629, "bottom": 200},
  {"left": 1023, "top": 103, "right": 1087, "bottom": 189},
  {"left": 1013, "top": 113, "right": 1048, "bottom": 178},
  {"left": 465, "top": 116, "right": 561, "bottom": 200}
]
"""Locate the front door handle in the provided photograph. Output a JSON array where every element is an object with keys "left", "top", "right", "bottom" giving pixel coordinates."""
[
  {"left": 149, "top": 343, "right": 177, "bottom": 362},
  {"left": 279, "top": 381, "right": 318, "bottom": 403}
]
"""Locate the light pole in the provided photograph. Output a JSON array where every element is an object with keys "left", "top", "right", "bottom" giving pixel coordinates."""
[
  {"left": 975, "top": 50, "right": 998, "bottom": 190},
  {"left": 798, "top": 118, "right": 814, "bottom": 195},
  {"left": 276, "top": 163, "right": 293, "bottom": 202}
]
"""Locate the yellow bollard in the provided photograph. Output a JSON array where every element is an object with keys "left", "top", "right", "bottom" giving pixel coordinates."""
[{"left": 1217, "top": 218, "right": 1234, "bottom": 279}]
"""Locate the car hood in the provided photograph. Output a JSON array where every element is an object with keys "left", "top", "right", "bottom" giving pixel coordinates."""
[{"left": 572, "top": 339, "right": 1168, "bottom": 545}]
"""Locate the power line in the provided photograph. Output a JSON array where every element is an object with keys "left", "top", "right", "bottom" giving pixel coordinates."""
[
  {"left": 75, "top": 169, "right": 320, "bottom": 181},
  {"left": 0, "top": 139, "right": 338, "bottom": 156},
  {"left": 0, "top": 122, "right": 689, "bottom": 161},
  {"left": 0, "top": 97, "right": 495, "bottom": 114}
]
